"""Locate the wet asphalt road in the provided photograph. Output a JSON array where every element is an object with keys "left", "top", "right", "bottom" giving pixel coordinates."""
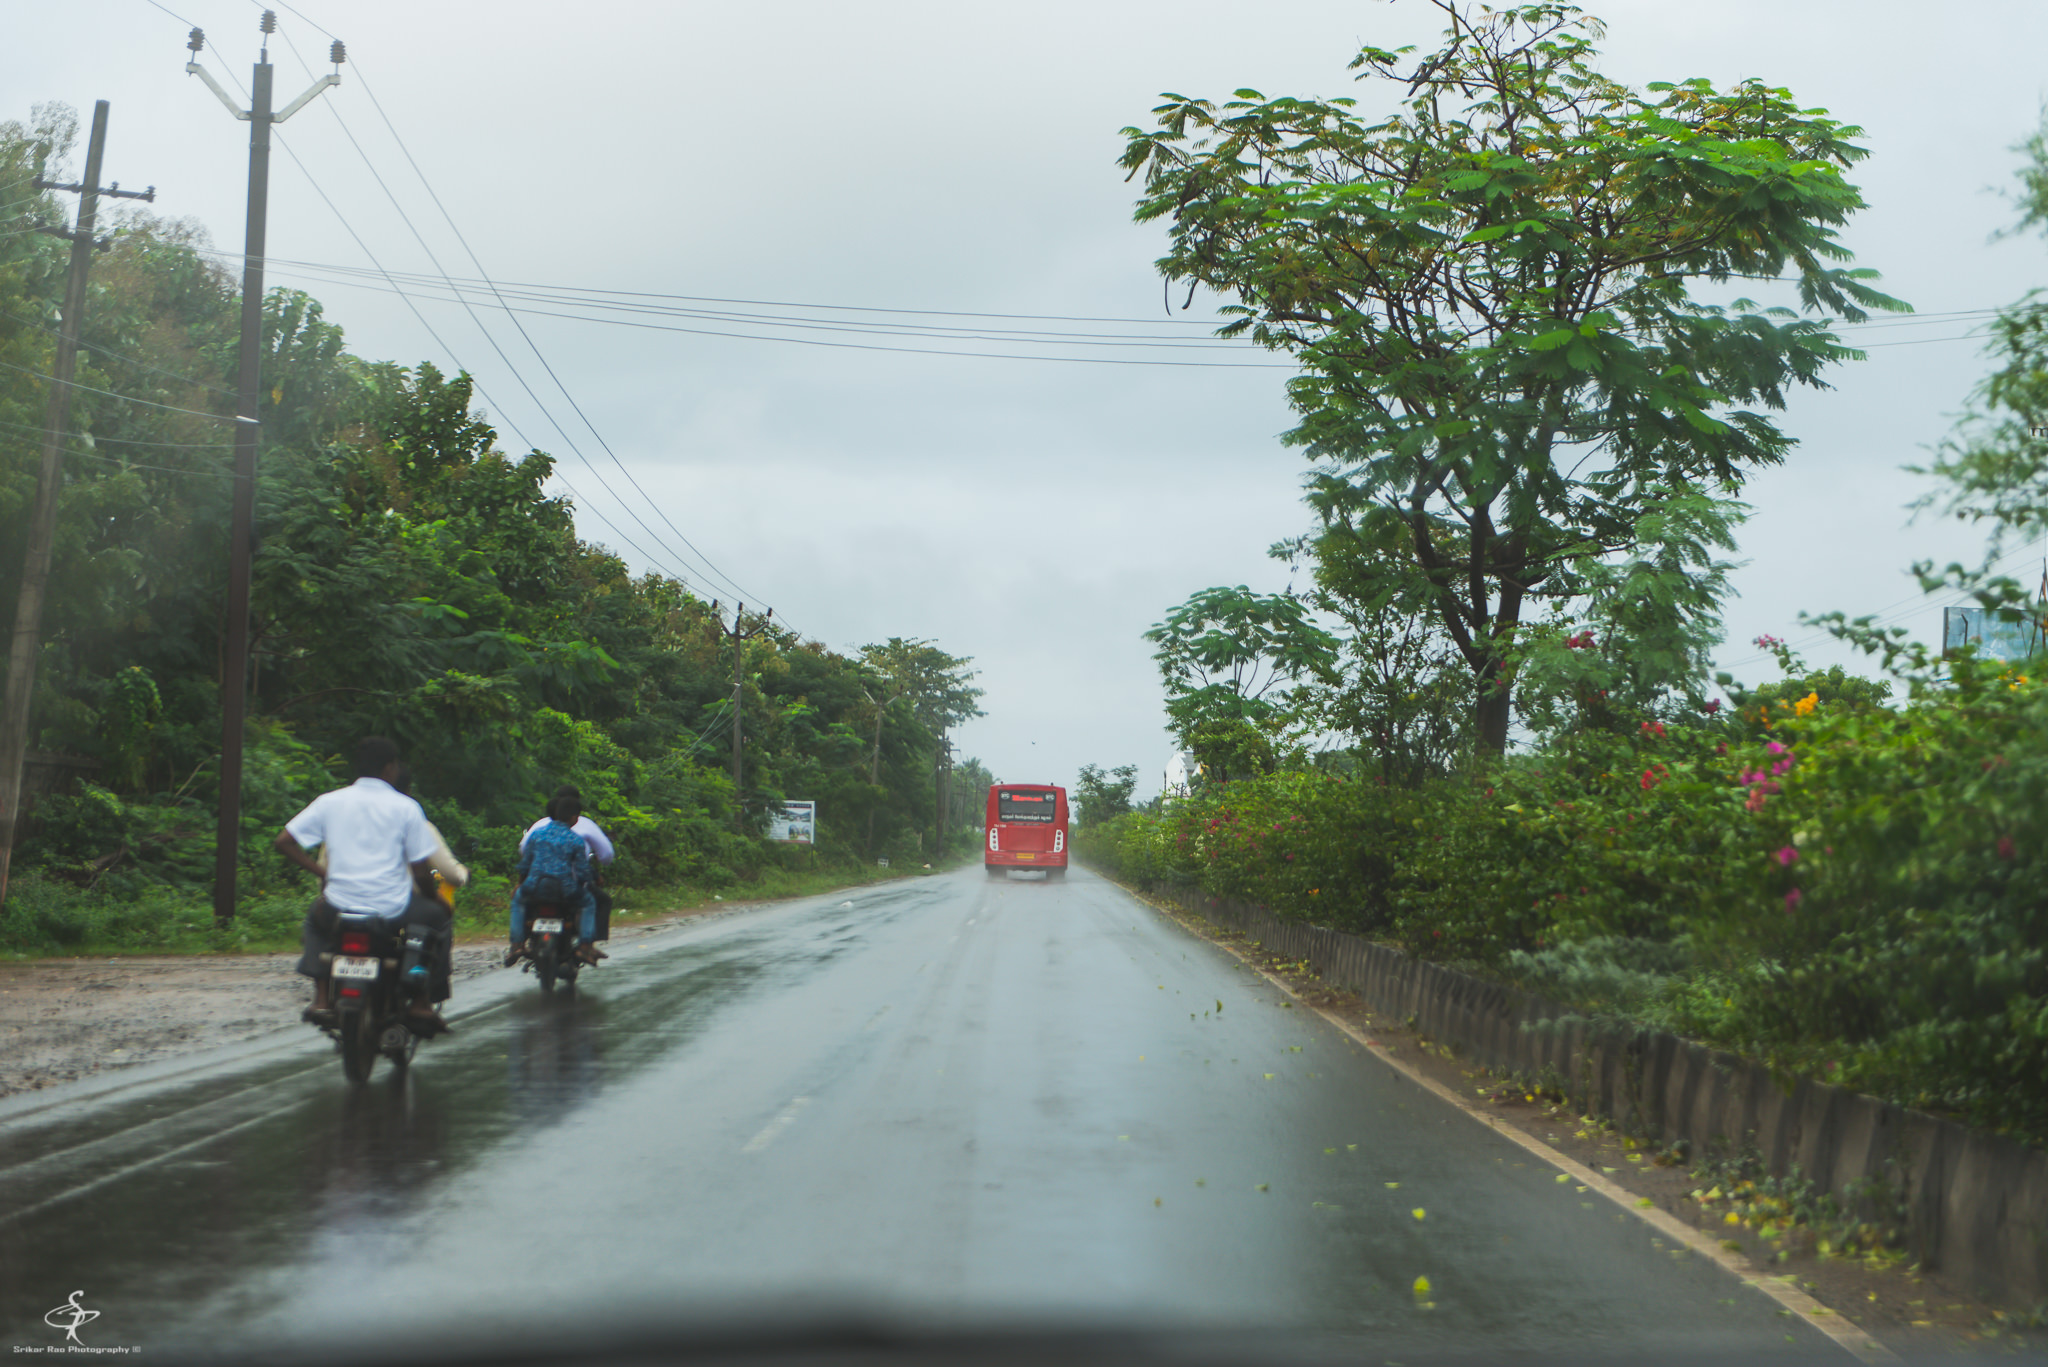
[{"left": 0, "top": 865, "right": 1845, "bottom": 1360}]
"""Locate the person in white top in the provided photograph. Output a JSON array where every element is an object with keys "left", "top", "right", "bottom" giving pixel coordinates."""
[
  {"left": 518, "top": 787, "right": 615, "bottom": 865},
  {"left": 274, "top": 737, "right": 465, "bottom": 1025}
]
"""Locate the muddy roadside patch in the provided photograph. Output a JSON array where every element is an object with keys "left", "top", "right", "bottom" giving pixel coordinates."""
[{"left": 0, "top": 900, "right": 750, "bottom": 1098}]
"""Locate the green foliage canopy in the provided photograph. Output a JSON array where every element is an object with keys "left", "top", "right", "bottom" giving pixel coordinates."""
[{"left": 1121, "top": 0, "right": 1903, "bottom": 750}]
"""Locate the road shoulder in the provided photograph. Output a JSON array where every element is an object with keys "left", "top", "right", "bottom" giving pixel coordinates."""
[{"left": 1109, "top": 876, "right": 2034, "bottom": 1363}]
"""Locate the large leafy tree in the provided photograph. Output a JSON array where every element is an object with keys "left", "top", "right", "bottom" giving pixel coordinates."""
[
  {"left": 1144, "top": 585, "right": 1339, "bottom": 781},
  {"left": 1121, "top": 0, "right": 1902, "bottom": 751}
]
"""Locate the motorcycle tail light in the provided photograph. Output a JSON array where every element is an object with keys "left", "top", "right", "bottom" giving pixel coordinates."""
[
  {"left": 340, "top": 985, "right": 362, "bottom": 998},
  {"left": 339, "top": 932, "right": 371, "bottom": 955}
]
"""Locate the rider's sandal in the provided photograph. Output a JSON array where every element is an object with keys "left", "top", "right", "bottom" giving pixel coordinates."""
[
  {"left": 301, "top": 1005, "right": 337, "bottom": 1026},
  {"left": 404, "top": 1010, "right": 450, "bottom": 1038},
  {"left": 502, "top": 945, "right": 523, "bottom": 968}
]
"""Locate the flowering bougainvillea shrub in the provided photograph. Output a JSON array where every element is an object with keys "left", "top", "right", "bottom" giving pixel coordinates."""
[{"left": 1080, "top": 663, "right": 2048, "bottom": 1144}]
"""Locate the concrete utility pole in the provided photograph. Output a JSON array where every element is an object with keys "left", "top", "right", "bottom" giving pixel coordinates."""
[
  {"left": 0, "top": 101, "right": 155, "bottom": 906},
  {"left": 713, "top": 602, "right": 772, "bottom": 828},
  {"left": 185, "top": 15, "right": 343, "bottom": 923}
]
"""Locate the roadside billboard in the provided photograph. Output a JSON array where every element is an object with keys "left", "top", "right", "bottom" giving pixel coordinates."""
[{"left": 767, "top": 800, "right": 816, "bottom": 844}]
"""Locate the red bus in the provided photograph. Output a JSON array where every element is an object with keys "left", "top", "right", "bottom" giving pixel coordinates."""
[{"left": 985, "top": 783, "right": 1068, "bottom": 880}]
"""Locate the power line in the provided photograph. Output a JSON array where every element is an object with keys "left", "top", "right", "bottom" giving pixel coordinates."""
[
  {"left": 185, "top": 258, "right": 1256, "bottom": 346},
  {"left": 264, "top": 130, "right": 705, "bottom": 588},
  {"left": 0, "top": 307, "right": 238, "bottom": 399},
  {"left": 0, "top": 416, "right": 230, "bottom": 450},
  {"left": 342, "top": 57, "right": 776, "bottom": 614},
  {"left": 0, "top": 356, "right": 234, "bottom": 421},
  {"left": 266, "top": 26, "right": 743, "bottom": 606}
]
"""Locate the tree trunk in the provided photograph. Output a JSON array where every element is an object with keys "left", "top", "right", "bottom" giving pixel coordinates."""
[{"left": 1474, "top": 665, "right": 1513, "bottom": 755}]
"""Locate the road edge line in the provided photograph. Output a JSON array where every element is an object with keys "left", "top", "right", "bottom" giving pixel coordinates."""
[{"left": 1137, "top": 891, "right": 1899, "bottom": 1366}]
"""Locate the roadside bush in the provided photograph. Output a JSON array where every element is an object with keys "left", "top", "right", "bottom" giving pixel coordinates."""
[{"left": 1080, "top": 664, "right": 2048, "bottom": 1144}]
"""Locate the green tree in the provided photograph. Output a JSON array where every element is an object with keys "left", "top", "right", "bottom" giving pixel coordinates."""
[
  {"left": 1120, "top": 0, "right": 1903, "bottom": 752},
  {"left": 1074, "top": 762, "right": 1139, "bottom": 827},
  {"left": 1143, "top": 585, "right": 1338, "bottom": 772}
]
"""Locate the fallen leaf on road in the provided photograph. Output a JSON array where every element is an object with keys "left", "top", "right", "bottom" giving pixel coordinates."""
[
  {"left": 1412, "top": 1208, "right": 1426, "bottom": 1221},
  {"left": 1413, "top": 1276, "right": 1431, "bottom": 1294},
  {"left": 1554, "top": 1174, "right": 1570, "bottom": 1184},
  {"left": 1385, "top": 1181, "right": 1401, "bottom": 1189},
  {"left": 1255, "top": 1183, "right": 1270, "bottom": 1192}
]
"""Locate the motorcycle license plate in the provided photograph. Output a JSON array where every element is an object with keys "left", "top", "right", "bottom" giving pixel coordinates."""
[
  {"left": 532, "top": 918, "right": 563, "bottom": 933},
  {"left": 332, "top": 955, "right": 380, "bottom": 980}
]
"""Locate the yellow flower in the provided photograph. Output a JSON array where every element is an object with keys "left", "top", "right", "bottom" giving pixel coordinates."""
[{"left": 1793, "top": 691, "right": 1819, "bottom": 716}]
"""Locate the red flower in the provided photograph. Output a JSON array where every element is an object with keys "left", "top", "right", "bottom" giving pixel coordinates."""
[{"left": 1998, "top": 835, "right": 2017, "bottom": 861}]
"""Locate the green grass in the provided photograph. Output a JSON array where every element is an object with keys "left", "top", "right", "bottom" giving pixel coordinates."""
[{"left": 0, "top": 851, "right": 976, "bottom": 961}]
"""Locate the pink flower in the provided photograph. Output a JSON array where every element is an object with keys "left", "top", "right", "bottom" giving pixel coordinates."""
[
  {"left": 1702, "top": 699, "right": 1722, "bottom": 715},
  {"left": 1771, "top": 757, "right": 1795, "bottom": 777},
  {"left": 1775, "top": 846, "right": 1798, "bottom": 867},
  {"left": 1998, "top": 835, "right": 2017, "bottom": 860},
  {"left": 1745, "top": 787, "right": 1769, "bottom": 812},
  {"left": 1754, "top": 634, "right": 1784, "bottom": 649},
  {"left": 1784, "top": 888, "right": 1802, "bottom": 911},
  {"left": 1766, "top": 741, "right": 1788, "bottom": 756}
]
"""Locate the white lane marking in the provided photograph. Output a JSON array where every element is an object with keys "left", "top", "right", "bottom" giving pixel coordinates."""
[
  {"left": 740, "top": 1096, "right": 810, "bottom": 1154},
  {"left": 1143, "top": 900, "right": 1898, "bottom": 1366}
]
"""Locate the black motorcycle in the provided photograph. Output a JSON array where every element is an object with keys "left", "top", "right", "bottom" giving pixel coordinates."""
[
  {"left": 515, "top": 896, "right": 586, "bottom": 994},
  {"left": 321, "top": 912, "right": 443, "bottom": 1081}
]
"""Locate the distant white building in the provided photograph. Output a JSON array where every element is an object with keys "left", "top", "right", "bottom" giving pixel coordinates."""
[{"left": 1163, "top": 750, "right": 1198, "bottom": 800}]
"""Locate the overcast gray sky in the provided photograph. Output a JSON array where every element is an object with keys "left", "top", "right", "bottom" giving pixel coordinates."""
[{"left": 8, "top": 0, "right": 2046, "bottom": 799}]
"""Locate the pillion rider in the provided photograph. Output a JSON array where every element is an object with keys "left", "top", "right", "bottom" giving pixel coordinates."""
[{"left": 274, "top": 736, "right": 466, "bottom": 1027}]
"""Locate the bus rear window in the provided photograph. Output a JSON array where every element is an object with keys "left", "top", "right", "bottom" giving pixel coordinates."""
[{"left": 997, "top": 791, "right": 1055, "bottom": 823}]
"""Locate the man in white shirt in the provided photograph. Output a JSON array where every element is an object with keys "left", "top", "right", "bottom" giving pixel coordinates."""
[{"left": 275, "top": 737, "right": 461, "bottom": 1025}]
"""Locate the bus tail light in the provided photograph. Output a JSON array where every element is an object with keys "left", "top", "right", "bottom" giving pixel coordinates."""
[
  {"left": 1054, "top": 829, "right": 1064, "bottom": 853},
  {"left": 988, "top": 827, "right": 999, "bottom": 852}
]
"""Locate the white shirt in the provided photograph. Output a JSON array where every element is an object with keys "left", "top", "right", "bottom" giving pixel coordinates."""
[
  {"left": 520, "top": 815, "right": 615, "bottom": 865},
  {"left": 286, "top": 777, "right": 439, "bottom": 916}
]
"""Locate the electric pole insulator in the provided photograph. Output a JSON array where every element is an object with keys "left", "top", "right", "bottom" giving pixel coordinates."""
[
  {"left": 187, "top": 27, "right": 204, "bottom": 53},
  {"left": 329, "top": 40, "right": 347, "bottom": 66},
  {"left": 259, "top": 10, "right": 277, "bottom": 34}
]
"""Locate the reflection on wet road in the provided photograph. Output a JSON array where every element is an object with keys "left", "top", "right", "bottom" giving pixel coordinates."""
[{"left": 0, "top": 867, "right": 1845, "bottom": 1359}]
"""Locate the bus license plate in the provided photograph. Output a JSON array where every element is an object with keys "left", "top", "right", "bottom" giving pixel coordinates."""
[
  {"left": 1015, "top": 853, "right": 1035, "bottom": 860},
  {"left": 532, "top": 918, "right": 563, "bottom": 933},
  {"left": 333, "top": 956, "right": 379, "bottom": 980}
]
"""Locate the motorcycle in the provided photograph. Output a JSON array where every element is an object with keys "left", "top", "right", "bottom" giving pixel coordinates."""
[
  {"left": 319, "top": 912, "right": 442, "bottom": 1081},
  {"left": 514, "top": 894, "right": 589, "bottom": 995}
]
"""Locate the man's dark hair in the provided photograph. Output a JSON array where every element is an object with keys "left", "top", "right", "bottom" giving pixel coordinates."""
[
  {"left": 545, "top": 785, "right": 583, "bottom": 823},
  {"left": 552, "top": 794, "right": 582, "bottom": 825},
  {"left": 354, "top": 736, "right": 401, "bottom": 779}
]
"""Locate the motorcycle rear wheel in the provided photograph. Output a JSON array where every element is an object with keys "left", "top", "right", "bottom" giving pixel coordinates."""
[
  {"left": 535, "top": 937, "right": 558, "bottom": 994},
  {"left": 339, "top": 1003, "right": 378, "bottom": 1083}
]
